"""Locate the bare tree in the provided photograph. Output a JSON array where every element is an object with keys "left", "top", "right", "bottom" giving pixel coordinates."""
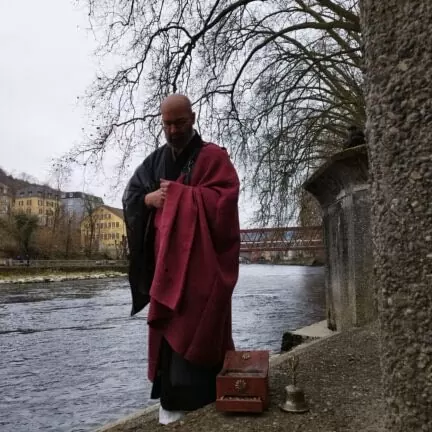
[
  {"left": 10, "top": 213, "right": 39, "bottom": 259},
  {"left": 82, "top": 197, "right": 101, "bottom": 258},
  {"left": 43, "top": 165, "right": 72, "bottom": 255},
  {"left": 65, "top": 0, "right": 363, "bottom": 225}
]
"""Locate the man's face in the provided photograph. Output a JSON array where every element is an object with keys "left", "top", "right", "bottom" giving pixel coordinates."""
[{"left": 161, "top": 106, "right": 195, "bottom": 149}]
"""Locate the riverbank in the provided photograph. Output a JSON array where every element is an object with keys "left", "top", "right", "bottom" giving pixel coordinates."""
[
  {"left": 94, "top": 321, "right": 383, "bottom": 432},
  {"left": 0, "top": 269, "right": 127, "bottom": 284}
]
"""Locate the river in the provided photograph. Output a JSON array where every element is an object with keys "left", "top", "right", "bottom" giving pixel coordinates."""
[{"left": 0, "top": 264, "right": 325, "bottom": 432}]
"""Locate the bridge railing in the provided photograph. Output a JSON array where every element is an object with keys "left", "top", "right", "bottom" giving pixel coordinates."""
[{"left": 240, "top": 226, "right": 324, "bottom": 252}]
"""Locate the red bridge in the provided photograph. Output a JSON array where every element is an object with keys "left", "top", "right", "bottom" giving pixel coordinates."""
[{"left": 240, "top": 226, "right": 324, "bottom": 252}]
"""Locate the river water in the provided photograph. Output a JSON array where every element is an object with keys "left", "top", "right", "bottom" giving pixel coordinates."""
[{"left": 0, "top": 264, "right": 325, "bottom": 432}]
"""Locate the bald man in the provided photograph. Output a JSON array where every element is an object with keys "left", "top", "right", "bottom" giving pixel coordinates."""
[{"left": 122, "top": 94, "right": 240, "bottom": 425}]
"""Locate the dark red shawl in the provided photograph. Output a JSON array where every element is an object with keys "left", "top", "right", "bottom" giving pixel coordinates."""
[{"left": 147, "top": 143, "right": 240, "bottom": 381}]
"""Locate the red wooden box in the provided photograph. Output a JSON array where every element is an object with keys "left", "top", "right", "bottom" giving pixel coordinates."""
[{"left": 216, "top": 350, "right": 270, "bottom": 413}]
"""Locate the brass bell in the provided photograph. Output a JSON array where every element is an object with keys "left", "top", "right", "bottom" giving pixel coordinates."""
[
  {"left": 279, "top": 355, "right": 309, "bottom": 413},
  {"left": 279, "top": 384, "right": 309, "bottom": 413}
]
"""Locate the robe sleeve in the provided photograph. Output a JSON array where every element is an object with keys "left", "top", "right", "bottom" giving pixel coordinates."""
[{"left": 122, "top": 157, "right": 158, "bottom": 315}]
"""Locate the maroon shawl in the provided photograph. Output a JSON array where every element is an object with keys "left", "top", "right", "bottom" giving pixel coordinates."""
[{"left": 147, "top": 143, "right": 240, "bottom": 381}]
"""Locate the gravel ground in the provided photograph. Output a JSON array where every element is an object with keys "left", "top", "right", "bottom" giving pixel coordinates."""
[{"left": 98, "top": 322, "right": 384, "bottom": 432}]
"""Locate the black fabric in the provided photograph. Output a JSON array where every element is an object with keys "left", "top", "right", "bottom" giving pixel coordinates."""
[
  {"left": 122, "top": 132, "right": 204, "bottom": 316},
  {"left": 150, "top": 339, "right": 222, "bottom": 411}
]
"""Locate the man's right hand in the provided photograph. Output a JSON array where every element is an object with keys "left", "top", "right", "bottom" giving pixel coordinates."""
[{"left": 144, "top": 189, "right": 165, "bottom": 208}]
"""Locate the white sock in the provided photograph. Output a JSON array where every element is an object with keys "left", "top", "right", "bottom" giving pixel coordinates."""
[{"left": 158, "top": 405, "right": 185, "bottom": 425}]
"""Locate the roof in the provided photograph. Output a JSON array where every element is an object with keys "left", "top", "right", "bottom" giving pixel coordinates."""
[
  {"left": 16, "top": 184, "right": 60, "bottom": 198},
  {"left": 60, "top": 191, "right": 104, "bottom": 202}
]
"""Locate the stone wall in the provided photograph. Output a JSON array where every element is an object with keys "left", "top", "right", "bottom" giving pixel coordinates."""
[
  {"left": 361, "top": 1, "right": 432, "bottom": 429},
  {"left": 303, "top": 145, "right": 375, "bottom": 331}
]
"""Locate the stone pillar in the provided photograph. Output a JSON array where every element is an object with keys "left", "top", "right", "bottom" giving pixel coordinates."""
[
  {"left": 303, "top": 145, "right": 375, "bottom": 331},
  {"left": 361, "top": 1, "right": 432, "bottom": 430}
]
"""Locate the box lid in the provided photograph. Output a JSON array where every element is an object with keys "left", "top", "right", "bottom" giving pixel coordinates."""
[{"left": 221, "top": 350, "right": 269, "bottom": 375}]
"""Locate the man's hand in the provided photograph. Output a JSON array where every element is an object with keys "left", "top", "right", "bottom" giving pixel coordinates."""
[
  {"left": 144, "top": 189, "right": 165, "bottom": 208},
  {"left": 160, "top": 179, "right": 171, "bottom": 196},
  {"left": 144, "top": 180, "right": 171, "bottom": 208}
]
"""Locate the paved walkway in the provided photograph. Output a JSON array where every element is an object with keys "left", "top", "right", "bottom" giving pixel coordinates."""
[{"left": 97, "top": 323, "right": 384, "bottom": 432}]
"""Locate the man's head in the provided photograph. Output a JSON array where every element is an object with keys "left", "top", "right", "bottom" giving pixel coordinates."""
[{"left": 160, "top": 94, "right": 196, "bottom": 149}]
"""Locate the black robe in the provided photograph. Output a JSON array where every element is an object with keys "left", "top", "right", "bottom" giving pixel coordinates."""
[
  {"left": 122, "top": 133, "right": 203, "bottom": 316},
  {"left": 122, "top": 132, "right": 221, "bottom": 411}
]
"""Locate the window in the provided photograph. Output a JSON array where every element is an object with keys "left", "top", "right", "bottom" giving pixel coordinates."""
[
  {"left": 108, "top": 222, "right": 111, "bottom": 228},
  {"left": 116, "top": 222, "right": 120, "bottom": 228},
  {"left": 116, "top": 233, "right": 119, "bottom": 239},
  {"left": 104, "top": 223, "right": 107, "bottom": 228},
  {"left": 104, "top": 234, "right": 108, "bottom": 240},
  {"left": 39, "top": 209, "right": 43, "bottom": 214},
  {"left": 27, "top": 200, "right": 31, "bottom": 206},
  {"left": 26, "top": 208, "right": 31, "bottom": 214}
]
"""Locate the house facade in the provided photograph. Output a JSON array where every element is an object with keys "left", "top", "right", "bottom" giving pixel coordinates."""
[
  {"left": 80, "top": 205, "right": 127, "bottom": 258},
  {"left": 13, "top": 185, "right": 61, "bottom": 226},
  {"left": 0, "top": 183, "right": 11, "bottom": 216}
]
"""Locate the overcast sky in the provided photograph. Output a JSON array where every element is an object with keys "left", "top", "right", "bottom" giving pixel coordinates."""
[
  {"left": 0, "top": 1, "right": 255, "bottom": 225},
  {"left": 0, "top": 2, "right": 95, "bottom": 183}
]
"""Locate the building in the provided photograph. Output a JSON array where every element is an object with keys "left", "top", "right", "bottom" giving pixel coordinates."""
[
  {"left": 0, "top": 183, "right": 12, "bottom": 216},
  {"left": 80, "top": 205, "right": 127, "bottom": 258},
  {"left": 13, "top": 185, "right": 61, "bottom": 226},
  {"left": 61, "top": 191, "right": 104, "bottom": 220}
]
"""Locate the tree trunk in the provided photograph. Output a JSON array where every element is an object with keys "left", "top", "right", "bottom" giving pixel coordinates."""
[{"left": 361, "top": 1, "right": 432, "bottom": 430}]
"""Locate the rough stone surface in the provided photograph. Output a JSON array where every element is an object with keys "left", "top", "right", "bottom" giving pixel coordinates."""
[
  {"left": 98, "top": 324, "right": 384, "bottom": 432},
  {"left": 304, "top": 146, "right": 375, "bottom": 331},
  {"left": 361, "top": 1, "right": 432, "bottom": 430}
]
